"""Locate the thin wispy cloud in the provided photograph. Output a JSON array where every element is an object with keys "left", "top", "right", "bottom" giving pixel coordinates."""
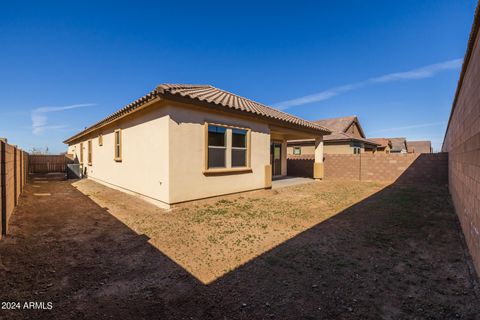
[
  {"left": 369, "top": 121, "right": 446, "bottom": 134},
  {"left": 274, "top": 59, "right": 462, "bottom": 110},
  {"left": 31, "top": 103, "right": 95, "bottom": 135}
]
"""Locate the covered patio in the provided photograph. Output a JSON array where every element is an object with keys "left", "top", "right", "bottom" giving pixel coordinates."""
[{"left": 268, "top": 125, "right": 326, "bottom": 181}]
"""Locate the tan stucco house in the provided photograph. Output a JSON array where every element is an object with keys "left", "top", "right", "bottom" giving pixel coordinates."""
[
  {"left": 64, "top": 84, "right": 330, "bottom": 208},
  {"left": 287, "top": 116, "right": 379, "bottom": 156}
]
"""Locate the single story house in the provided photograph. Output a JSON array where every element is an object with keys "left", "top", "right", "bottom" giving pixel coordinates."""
[
  {"left": 287, "top": 116, "right": 379, "bottom": 155},
  {"left": 388, "top": 137, "right": 408, "bottom": 153},
  {"left": 407, "top": 140, "right": 432, "bottom": 153},
  {"left": 369, "top": 138, "right": 392, "bottom": 153},
  {"left": 64, "top": 84, "right": 330, "bottom": 208}
]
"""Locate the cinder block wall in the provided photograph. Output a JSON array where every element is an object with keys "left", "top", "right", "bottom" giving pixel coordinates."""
[
  {"left": 287, "top": 153, "right": 448, "bottom": 185},
  {"left": 286, "top": 157, "right": 314, "bottom": 177},
  {"left": 442, "top": 5, "right": 480, "bottom": 276},
  {"left": 323, "top": 153, "right": 448, "bottom": 184},
  {"left": 0, "top": 141, "right": 28, "bottom": 237}
]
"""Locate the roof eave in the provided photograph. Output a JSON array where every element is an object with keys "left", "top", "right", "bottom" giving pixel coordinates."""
[
  {"left": 63, "top": 93, "right": 162, "bottom": 144},
  {"left": 160, "top": 91, "right": 331, "bottom": 136},
  {"left": 63, "top": 88, "right": 331, "bottom": 145}
]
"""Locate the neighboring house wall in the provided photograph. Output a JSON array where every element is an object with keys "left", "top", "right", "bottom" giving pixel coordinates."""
[
  {"left": 376, "top": 145, "right": 391, "bottom": 154},
  {"left": 287, "top": 142, "right": 367, "bottom": 155},
  {"left": 442, "top": 10, "right": 480, "bottom": 276},
  {"left": 324, "top": 143, "right": 362, "bottom": 154},
  {"left": 287, "top": 145, "right": 315, "bottom": 155}
]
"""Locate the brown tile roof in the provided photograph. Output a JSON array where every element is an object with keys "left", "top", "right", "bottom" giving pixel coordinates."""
[
  {"left": 407, "top": 140, "right": 432, "bottom": 153},
  {"left": 287, "top": 133, "right": 380, "bottom": 146},
  {"left": 389, "top": 137, "right": 408, "bottom": 152},
  {"left": 323, "top": 132, "right": 380, "bottom": 146},
  {"left": 314, "top": 116, "right": 357, "bottom": 133},
  {"left": 64, "top": 84, "right": 331, "bottom": 143},
  {"left": 369, "top": 138, "right": 391, "bottom": 148}
]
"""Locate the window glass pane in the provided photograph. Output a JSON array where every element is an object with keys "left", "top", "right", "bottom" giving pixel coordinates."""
[
  {"left": 274, "top": 146, "right": 281, "bottom": 159},
  {"left": 293, "top": 147, "right": 301, "bottom": 155},
  {"left": 208, "top": 125, "right": 226, "bottom": 147},
  {"left": 232, "top": 129, "right": 246, "bottom": 148},
  {"left": 208, "top": 147, "right": 226, "bottom": 168},
  {"left": 232, "top": 149, "right": 246, "bottom": 167},
  {"left": 88, "top": 141, "right": 92, "bottom": 162}
]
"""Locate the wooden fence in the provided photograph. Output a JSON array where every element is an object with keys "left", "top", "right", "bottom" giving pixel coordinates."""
[
  {"left": 0, "top": 140, "right": 28, "bottom": 237},
  {"left": 29, "top": 154, "right": 72, "bottom": 173}
]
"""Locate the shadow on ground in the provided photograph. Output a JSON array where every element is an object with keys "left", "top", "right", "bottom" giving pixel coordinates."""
[{"left": 0, "top": 172, "right": 478, "bottom": 319}]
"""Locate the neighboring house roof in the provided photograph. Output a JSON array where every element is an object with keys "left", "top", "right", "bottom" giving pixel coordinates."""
[
  {"left": 288, "top": 133, "right": 379, "bottom": 146},
  {"left": 295, "top": 115, "right": 377, "bottom": 146},
  {"left": 323, "top": 132, "right": 379, "bottom": 146},
  {"left": 369, "top": 138, "right": 391, "bottom": 148},
  {"left": 389, "top": 137, "right": 408, "bottom": 152},
  {"left": 368, "top": 138, "right": 392, "bottom": 148},
  {"left": 407, "top": 140, "right": 432, "bottom": 153},
  {"left": 314, "top": 116, "right": 366, "bottom": 138},
  {"left": 64, "top": 84, "right": 331, "bottom": 144}
]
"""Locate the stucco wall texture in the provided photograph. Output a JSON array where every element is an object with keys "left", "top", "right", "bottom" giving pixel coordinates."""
[
  {"left": 442, "top": 11, "right": 480, "bottom": 276},
  {"left": 67, "top": 102, "right": 276, "bottom": 208}
]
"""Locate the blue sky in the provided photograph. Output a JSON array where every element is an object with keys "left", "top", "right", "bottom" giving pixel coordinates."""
[{"left": 0, "top": 0, "right": 476, "bottom": 153}]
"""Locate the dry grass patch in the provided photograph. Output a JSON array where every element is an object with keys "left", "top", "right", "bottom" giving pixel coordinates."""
[{"left": 73, "top": 179, "right": 386, "bottom": 283}]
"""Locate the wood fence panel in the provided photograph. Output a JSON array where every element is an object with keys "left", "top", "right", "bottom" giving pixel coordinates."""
[
  {"left": 29, "top": 155, "right": 71, "bottom": 173},
  {"left": 2, "top": 143, "right": 15, "bottom": 236},
  {"left": 1, "top": 141, "right": 28, "bottom": 237},
  {"left": 0, "top": 142, "right": 4, "bottom": 236}
]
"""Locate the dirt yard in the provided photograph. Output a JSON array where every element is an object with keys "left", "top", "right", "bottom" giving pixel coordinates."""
[{"left": 0, "top": 177, "right": 478, "bottom": 319}]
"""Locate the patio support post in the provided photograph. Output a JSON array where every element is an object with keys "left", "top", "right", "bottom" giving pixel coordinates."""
[{"left": 314, "top": 136, "right": 324, "bottom": 179}]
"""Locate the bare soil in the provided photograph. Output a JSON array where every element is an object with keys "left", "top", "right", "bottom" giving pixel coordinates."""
[{"left": 0, "top": 177, "right": 478, "bottom": 319}]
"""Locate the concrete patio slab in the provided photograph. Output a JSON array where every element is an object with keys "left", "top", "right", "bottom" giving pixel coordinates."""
[{"left": 272, "top": 176, "right": 315, "bottom": 189}]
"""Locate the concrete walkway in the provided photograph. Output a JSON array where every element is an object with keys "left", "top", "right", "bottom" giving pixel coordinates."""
[{"left": 272, "top": 176, "right": 315, "bottom": 189}]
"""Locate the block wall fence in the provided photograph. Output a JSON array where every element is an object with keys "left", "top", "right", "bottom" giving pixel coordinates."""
[
  {"left": 0, "top": 140, "right": 28, "bottom": 237},
  {"left": 287, "top": 153, "right": 448, "bottom": 185},
  {"left": 442, "top": 4, "right": 480, "bottom": 276}
]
